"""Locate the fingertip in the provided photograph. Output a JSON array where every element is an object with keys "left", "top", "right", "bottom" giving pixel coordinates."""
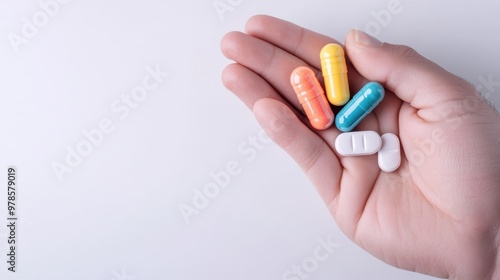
[
  {"left": 244, "top": 14, "right": 274, "bottom": 34},
  {"left": 345, "top": 29, "right": 363, "bottom": 51},
  {"left": 220, "top": 31, "right": 244, "bottom": 59},
  {"left": 345, "top": 29, "right": 385, "bottom": 65},
  {"left": 345, "top": 29, "right": 356, "bottom": 47},
  {"left": 221, "top": 63, "right": 240, "bottom": 90},
  {"left": 352, "top": 29, "right": 384, "bottom": 48}
]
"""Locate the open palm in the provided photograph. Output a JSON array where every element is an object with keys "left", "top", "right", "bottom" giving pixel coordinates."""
[{"left": 221, "top": 15, "right": 500, "bottom": 279}]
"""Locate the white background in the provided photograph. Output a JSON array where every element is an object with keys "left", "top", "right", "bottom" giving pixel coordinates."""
[{"left": 1, "top": 0, "right": 499, "bottom": 279}]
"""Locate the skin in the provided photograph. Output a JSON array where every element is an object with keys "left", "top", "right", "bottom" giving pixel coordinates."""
[{"left": 220, "top": 15, "right": 500, "bottom": 279}]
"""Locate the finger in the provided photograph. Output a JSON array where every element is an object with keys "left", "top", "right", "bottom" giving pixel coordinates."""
[
  {"left": 345, "top": 29, "right": 481, "bottom": 164},
  {"left": 345, "top": 29, "right": 476, "bottom": 113},
  {"left": 253, "top": 98, "right": 341, "bottom": 204},
  {"left": 221, "top": 31, "right": 311, "bottom": 110},
  {"left": 222, "top": 63, "right": 290, "bottom": 110},
  {"left": 245, "top": 15, "right": 339, "bottom": 69},
  {"left": 245, "top": 15, "right": 369, "bottom": 92}
]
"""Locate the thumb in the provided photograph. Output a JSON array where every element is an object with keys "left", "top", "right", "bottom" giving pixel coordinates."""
[{"left": 345, "top": 29, "right": 475, "bottom": 111}]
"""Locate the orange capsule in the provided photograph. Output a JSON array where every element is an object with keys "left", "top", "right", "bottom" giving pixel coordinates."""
[{"left": 290, "top": 66, "right": 334, "bottom": 130}]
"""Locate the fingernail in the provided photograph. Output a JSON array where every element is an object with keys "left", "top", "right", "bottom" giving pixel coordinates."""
[{"left": 354, "top": 30, "right": 383, "bottom": 47}]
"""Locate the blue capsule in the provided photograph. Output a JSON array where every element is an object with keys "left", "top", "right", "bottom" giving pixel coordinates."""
[{"left": 335, "top": 82, "right": 384, "bottom": 132}]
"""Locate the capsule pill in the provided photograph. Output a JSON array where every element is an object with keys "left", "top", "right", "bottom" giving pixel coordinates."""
[
  {"left": 290, "top": 66, "right": 334, "bottom": 130},
  {"left": 335, "top": 82, "right": 384, "bottom": 132},
  {"left": 320, "top": 43, "right": 350, "bottom": 106}
]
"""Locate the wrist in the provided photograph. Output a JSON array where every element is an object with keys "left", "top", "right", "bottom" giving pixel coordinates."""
[{"left": 449, "top": 228, "right": 500, "bottom": 280}]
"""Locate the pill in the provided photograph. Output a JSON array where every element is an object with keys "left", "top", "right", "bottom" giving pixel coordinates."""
[
  {"left": 335, "top": 82, "right": 384, "bottom": 132},
  {"left": 378, "top": 133, "right": 401, "bottom": 172},
  {"left": 320, "top": 43, "right": 350, "bottom": 106},
  {"left": 335, "top": 131, "right": 381, "bottom": 156},
  {"left": 290, "top": 66, "right": 334, "bottom": 130}
]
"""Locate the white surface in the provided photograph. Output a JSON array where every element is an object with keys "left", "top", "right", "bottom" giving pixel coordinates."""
[
  {"left": 378, "top": 133, "right": 401, "bottom": 173},
  {"left": 335, "top": 131, "right": 382, "bottom": 156},
  {"left": 0, "top": 1, "right": 499, "bottom": 279}
]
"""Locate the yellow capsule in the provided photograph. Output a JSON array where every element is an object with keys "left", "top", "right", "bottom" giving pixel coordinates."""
[{"left": 320, "top": 43, "right": 350, "bottom": 106}]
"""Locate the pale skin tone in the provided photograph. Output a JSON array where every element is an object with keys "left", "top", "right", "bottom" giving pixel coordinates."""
[{"left": 220, "top": 15, "right": 500, "bottom": 279}]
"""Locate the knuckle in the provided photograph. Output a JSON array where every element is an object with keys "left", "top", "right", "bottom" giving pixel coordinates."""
[{"left": 392, "top": 44, "right": 420, "bottom": 60}]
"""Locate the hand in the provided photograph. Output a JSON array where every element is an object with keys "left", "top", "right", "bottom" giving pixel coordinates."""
[{"left": 220, "top": 15, "right": 500, "bottom": 279}]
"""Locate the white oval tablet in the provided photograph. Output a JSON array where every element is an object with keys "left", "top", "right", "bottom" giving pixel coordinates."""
[
  {"left": 335, "top": 131, "right": 381, "bottom": 156},
  {"left": 378, "top": 133, "right": 401, "bottom": 172}
]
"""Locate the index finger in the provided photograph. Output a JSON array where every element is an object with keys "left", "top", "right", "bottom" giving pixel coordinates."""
[
  {"left": 245, "top": 15, "right": 338, "bottom": 69},
  {"left": 245, "top": 15, "right": 368, "bottom": 89}
]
